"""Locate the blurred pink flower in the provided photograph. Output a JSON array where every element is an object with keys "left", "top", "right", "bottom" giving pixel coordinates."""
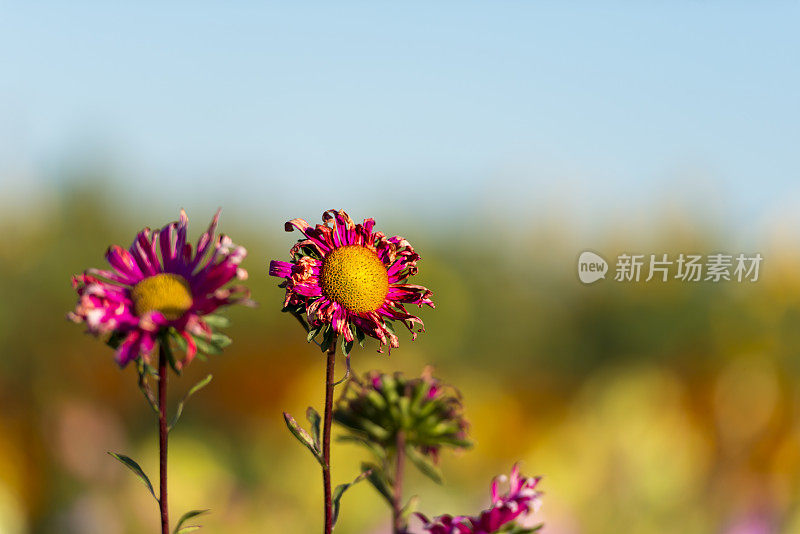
[
  {"left": 417, "top": 465, "right": 543, "bottom": 534},
  {"left": 725, "top": 515, "right": 774, "bottom": 534}
]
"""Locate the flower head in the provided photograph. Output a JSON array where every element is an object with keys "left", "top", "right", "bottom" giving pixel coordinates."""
[
  {"left": 269, "top": 209, "right": 434, "bottom": 353},
  {"left": 417, "top": 465, "right": 543, "bottom": 534},
  {"left": 69, "top": 209, "right": 250, "bottom": 368},
  {"left": 334, "top": 367, "right": 471, "bottom": 463}
]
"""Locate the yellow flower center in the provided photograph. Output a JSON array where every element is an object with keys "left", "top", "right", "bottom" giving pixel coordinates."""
[
  {"left": 131, "top": 273, "right": 193, "bottom": 320},
  {"left": 320, "top": 245, "right": 389, "bottom": 313}
]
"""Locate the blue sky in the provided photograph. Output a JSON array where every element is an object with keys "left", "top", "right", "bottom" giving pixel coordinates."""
[{"left": 1, "top": 2, "right": 798, "bottom": 235}]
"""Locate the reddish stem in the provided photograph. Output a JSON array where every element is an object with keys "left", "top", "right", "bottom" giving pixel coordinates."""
[
  {"left": 158, "top": 344, "right": 169, "bottom": 534},
  {"left": 322, "top": 340, "right": 336, "bottom": 534},
  {"left": 392, "top": 430, "right": 406, "bottom": 533}
]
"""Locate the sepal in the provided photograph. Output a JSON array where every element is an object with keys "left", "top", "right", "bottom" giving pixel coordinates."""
[{"left": 405, "top": 445, "right": 442, "bottom": 484}]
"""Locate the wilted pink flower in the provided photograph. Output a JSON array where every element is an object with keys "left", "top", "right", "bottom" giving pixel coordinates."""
[
  {"left": 417, "top": 465, "right": 543, "bottom": 534},
  {"left": 269, "top": 209, "right": 434, "bottom": 352},
  {"left": 69, "top": 210, "right": 250, "bottom": 368}
]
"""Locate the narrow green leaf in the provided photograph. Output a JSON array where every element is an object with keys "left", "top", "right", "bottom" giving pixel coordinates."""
[
  {"left": 108, "top": 452, "right": 158, "bottom": 501},
  {"left": 286, "top": 307, "right": 309, "bottom": 331},
  {"left": 307, "top": 325, "right": 321, "bottom": 343},
  {"left": 398, "top": 397, "right": 412, "bottom": 428},
  {"left": 341, "top": 336, "right": 354, "bottom": 355},
  {"left": 331, "top": 469, "right": 371, "bottom": 526},
  {"left": 306, "top": 407, "right": 322, "bottom": 450},
  {"left": 160, "top": 334, "right": 181, "bottom": 375},
  {"left": 436, "top": 436, "right": 474, "bottom": 449},
  {"left": 283, "top": 412, "right": 322, "bottom": 465},
  {"left": 106, "top": 331, "right": 127, "bottom": 350},
  {"left": 400, "top": 495, "right": 420, "bottom": 521},
  {"left": 136, "top": 361, "right": 159, "bottom": 414},
  {"left": 362, "top": 462, "right": 394, "bottom": 505},
  {"left": 355, "top": 328, "right": 365, "bottom": 348},
  {"left": 356, "top": 416, "right": 391, "bottom": 441},
  {"left": 405, "top": 446, "right": 443, "bottom": 484},
  {"left": 319, "top": 326, "right": 335, "bottom": 353},
  {"left": 202, "top": 314, "right": 231, "bottom": 328},
  {"left": 172, "top": 509, "right": 210, "bottom": 534},
  {"left": 209, "top": 332, "right": 232, "bottom": 349},
  {"left": 365, "top": 390, "right": 388, "bottom": 410},
  {"left": 168, "top": 375, "right": 213, "bottom": 432},
  {"left": 169, "top": 327, "right": 188, "bottom": 353},
  {"left": 192, "top": 334, "right": 223, "bottom": 355}
]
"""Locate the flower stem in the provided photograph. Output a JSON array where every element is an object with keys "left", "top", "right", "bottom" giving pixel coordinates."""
[
  {"left": 158, "top": 344, "right": 169, "bottom": 534},
  {"left": 392, "top": 430, "right": 406, "bottom": 534},
  {"left": 322, "top": 340, "right": 337, "bottom": 534}
]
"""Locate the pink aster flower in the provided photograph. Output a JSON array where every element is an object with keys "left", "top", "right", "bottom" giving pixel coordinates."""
[
  {"left": 417, "top": 465, "right": 543, "bottom": 534},
  {"left": 69, "top": 209, "right": 250, "bottom": 368},
  {"left": 269, "top": 209, "right": 434, "bottom": 353}
]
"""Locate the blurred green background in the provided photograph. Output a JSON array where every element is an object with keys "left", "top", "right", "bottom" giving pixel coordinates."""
[
  {"left": 3, "top": 187, "right": 800, "bottom": 533},
  {"left": 2, "top": 2, "right": 800, "bottom": 533}
]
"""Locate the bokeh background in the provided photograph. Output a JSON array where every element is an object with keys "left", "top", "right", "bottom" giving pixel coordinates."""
[{"left": 2, "top": 2, "right": 800, "bottom": 533}]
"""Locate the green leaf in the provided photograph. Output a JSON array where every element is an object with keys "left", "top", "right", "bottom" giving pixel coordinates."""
[
  {"left": 365, "top": 390, "right": 388, "bottom": 410},
  {"left": 355, "top": 328, "right": 365, "bottom": 348},
  {"left": 331, "top": 469, "right": 371, "bottom": 526},
  {"left": 307, "top": 325, "right": 321, "bottom": 343},
  {"left": 362, "top": 462, "right": 393, "bottom": 505},
  {"left": 400, "top": 495, "right": 419, "bottom": 521},
  {"left": 168, "top": 375, "right": 213, "bottom": 432},
  {"left": 172, "top": 509, "right": 210, "bottom": 534},
  {"left": 169, "top": 327, "right": 188, "bottom": 353},
  {"left": 355, "top": 416, "right": 391, "bottom": 441},
  {"left": 108, "top": 452, "right": 157, "bottom": 501},
  {"left": 190, "top": 334, "right": 219, "bottom": 356},
  {"left": 106, "top": 331, "right": 127, "bottom": 350},
  {"left": 404, "top": 446, "right": 443, "bottom": 484},
  {"left": 306, "top": 407, "right": 322, "bottom": 450},
  {"left": 319, "top": 326, "right": 335, "bottom": 353},
  {"left": 341, "top": 336, "right": 354, "bottom": 355},
  {"left": 160, "top": 334, "right": 181, "bottom": 375},
  {"left": 136, "top": 361, "right": 159, "bottom": 414},
  {"left": 209, "top": 332, "right": 232, "bottom": 349},
  {"left": 283, "top": 412, "right": 322, "bottom": 465},
  {"left": 202, "top": 314, "right": 231, "bottom": 328},
  {"left": 284, "top": 307, "right": 309, "bottom": 332},
  {"left": 436, "top": 436, "right": 474, "bottom": 449}
]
